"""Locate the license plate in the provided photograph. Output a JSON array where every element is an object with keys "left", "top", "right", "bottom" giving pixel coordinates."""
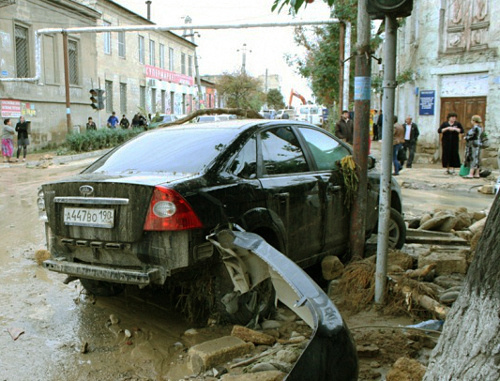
[{"left": 64, "top": 207, "right": 114, "bottom": 228}]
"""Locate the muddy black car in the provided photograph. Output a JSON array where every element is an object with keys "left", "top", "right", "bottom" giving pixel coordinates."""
[{"left": 40, "top": 120, "right": 405, "bottom": 321}]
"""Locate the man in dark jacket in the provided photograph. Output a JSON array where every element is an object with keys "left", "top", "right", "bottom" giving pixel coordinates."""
[
  {"left": 402, "top": 116, "right": 420, "bottom": 168},
  {"left": 335, "top": 110, "right": 353, "bottom": 145},
  {"left": 15, "top": 116, "right": 30, "bottom": 161}
]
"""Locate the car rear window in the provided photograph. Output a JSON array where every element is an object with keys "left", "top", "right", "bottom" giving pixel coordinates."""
[{"left": 84, "top": 128, "right": 237, "bottom": 174}]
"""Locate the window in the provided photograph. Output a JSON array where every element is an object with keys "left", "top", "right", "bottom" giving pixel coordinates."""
[
  {"left": 120, "top": 83, "right": 127, "bottom": 114},
  {"left": 159, "top": 43, "right": 165, "bottom": 68},
  {"left": 161, "top": 90, "right": 166, "bottom": 113},
  {"left": 229, "top": 137, "right": 257, "bottom": 178},
  {"left": 149, "top": 40, "right": 155, "bottom": 66},
  {"left": 298, "top": 128, "right": 349, "bottom": 170},
  {"left": 169, "top": 47, "right": 174, "bottom": 71},
  {"left": 181, "top": 53, "right": 186, "bottom": 74},
  {"left": 15, "top": 24, "right": 29, "bottom": 78},
  {"left": 188, "top": 55, "right": 193, "bottom": 77},
  {"left": 260, "top": 127, "right": 308, "bottom": 175},
  {"left": 138, "top": 35, "right": 145, "bottom": 64},
  {"left": 68, "top": 39, "right": 79, "bottom": 85},
  {"left": 103, "top": 21, "right": 111, "bottom": 55},
  {"left": 140, "top": 86, "right": 146, "bottom": 109},
  {"left": 151, "top": 88, "right": 157, "bottom": 113},
  {"left": 105, "top": 80, "right": 113, "bottom": 113},
  {"left": 118, "top": 31, "right": 125, "bottom": 58}
]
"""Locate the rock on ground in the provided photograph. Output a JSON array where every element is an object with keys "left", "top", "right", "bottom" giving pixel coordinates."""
[{"left": 386, "top": 357, "right": 426, "bottom": 381}]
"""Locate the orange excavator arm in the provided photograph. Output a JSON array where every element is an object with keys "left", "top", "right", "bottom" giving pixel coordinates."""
[{"left": 289, "top": 89, "right": 307, "bottom": 108}]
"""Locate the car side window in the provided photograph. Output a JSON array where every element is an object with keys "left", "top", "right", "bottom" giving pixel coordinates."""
[
  {"left": 298, "top": 127, "right": 350, "bottom": 170},
  {"left": 260, "top": 127, "right": 309, "bottom": 175},
  {"left": 229, "top": 136, "right": 257, "bottom": 179}
]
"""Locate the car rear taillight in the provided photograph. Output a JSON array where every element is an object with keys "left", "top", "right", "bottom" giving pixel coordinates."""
[{"left": 144, "top": 186, "right": 203, "bottom": 231}]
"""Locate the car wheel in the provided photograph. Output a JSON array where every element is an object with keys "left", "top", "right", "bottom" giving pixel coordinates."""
[
  {"left": 80, "top": 279, "right": 124, "bottom": 297},
  {"left": 388, "top": 208, "right": 406, "bottom": 250}
]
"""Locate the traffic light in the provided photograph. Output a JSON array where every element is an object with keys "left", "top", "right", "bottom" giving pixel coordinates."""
[
  {"left": 90, "top": 89, "right": 99, "bottom": 110},
  {"left": 89, "top": 89, "right": 106, "bottom": 110},
  {"left": 366, "top": 0, "right": 413, "bottom": 19}
]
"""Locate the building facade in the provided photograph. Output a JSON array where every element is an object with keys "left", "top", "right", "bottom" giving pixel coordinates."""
[
  {"left": 91, "top": 0, "right": 197, "bottom": 125},
  {"left": 392, "top": 0, "right": 498, "bottom": 166},
  {"left": 0, "top": 0, "right": 100, "bottom": 146}
]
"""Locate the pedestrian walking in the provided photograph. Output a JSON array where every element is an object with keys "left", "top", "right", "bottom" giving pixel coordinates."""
[
  {"left": 86, "top": 116, "right": 97, "bottom": 131},
  {"left": 393, "top": 116, "right": 405, "bottom": 176},
  {"left": 402, "top": 116, "right": 420, "bottom": 168},
  {"left": 2, "top": 118, "right": 16, "bottom": 163},
  {"left": 438, "top": 112, "right": 464, "bottom": 174},
  {"left": 120, "top": 114, "right": 130, "bottom": 129},
  {"left": 107, "top": 111, "right": 119, "bottom": 129},
  {"left": 15, "top": 116, "right": 30, "bottom": 162},
  {"left": 463, "top": 115, "right": 483, "bottom": 179},
  {"left": 335, "top": 110, "right": 354, "bottom": 145},
  {"left": 376, "top": 111, "right": 383, "bottom": 141},
  {"left": 372, "top": 109, "right": 380, "bottom": 141}
]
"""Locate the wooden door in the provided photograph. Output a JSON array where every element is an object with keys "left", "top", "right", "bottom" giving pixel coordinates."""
[{"left": 440, "top": 97, "right": 487, "bottom": 159}]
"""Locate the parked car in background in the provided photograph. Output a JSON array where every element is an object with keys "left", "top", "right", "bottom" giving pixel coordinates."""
[
  {"left": 297, "top": 105, "right": 323, "bottom": 126},
  {"left": 276, "top": 109, "right": 296, "bottom": 120},
  {"left": 39, "top": 120, "right": 405, "bottom": 324},
  {"left": 148, "top": 114, "right": 179, "bottom": 129}
]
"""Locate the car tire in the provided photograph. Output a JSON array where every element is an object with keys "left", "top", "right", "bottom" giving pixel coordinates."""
[
  {"left": 388, "top": 208, "right": 406, "bottom": 250},
  {"left": 80, "top": 279, "right": 124, "bottom": 297}
]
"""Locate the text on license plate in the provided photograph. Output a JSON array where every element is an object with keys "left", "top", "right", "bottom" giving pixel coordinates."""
[{"left": 64, "top": 207, "right": 114, "bottom": 228}]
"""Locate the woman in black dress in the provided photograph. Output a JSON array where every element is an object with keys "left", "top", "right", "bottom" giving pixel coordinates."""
[{"left": 438, "top": 112, "right": 464, "bottom": 174}]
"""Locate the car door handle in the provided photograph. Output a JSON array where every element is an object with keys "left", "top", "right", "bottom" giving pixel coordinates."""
[
  {"left": 327, "top": 185, "right": 342, "bottom": 193},
  {"left": 274, "top": 192, "right": 290, "bottom": 200}
]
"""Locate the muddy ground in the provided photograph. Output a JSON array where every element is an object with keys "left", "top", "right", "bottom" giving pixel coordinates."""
[{"left": 0, "top": 146, "right": 496, "bottom": 380}]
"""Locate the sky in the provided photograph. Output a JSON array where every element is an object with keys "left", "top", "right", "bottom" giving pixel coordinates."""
[{"left": 114, "top": 0, "right": 333, "bottom": 106}]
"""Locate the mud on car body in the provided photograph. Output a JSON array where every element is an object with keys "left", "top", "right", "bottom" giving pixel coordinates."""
[{"left": 39, "top": 119, "right": 405, "bottom": 321}]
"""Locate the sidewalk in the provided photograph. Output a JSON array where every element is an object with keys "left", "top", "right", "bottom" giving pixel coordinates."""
[{"left": 0, "top": 148, "right": 110, "bottom": 169}]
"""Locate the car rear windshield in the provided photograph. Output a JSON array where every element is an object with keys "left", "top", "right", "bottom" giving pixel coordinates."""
[{"left": 83, "top": 128, "right": 238, "bottom": 174}]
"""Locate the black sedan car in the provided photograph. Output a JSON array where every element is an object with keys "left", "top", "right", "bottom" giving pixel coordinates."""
[{"left": 41, "top": 119, "right": 405, "bottom": 322}]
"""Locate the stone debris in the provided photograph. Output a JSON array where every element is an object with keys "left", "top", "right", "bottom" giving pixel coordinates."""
[
  {"left": 221, "top": 371, "right": 286, "bottom": 381},
  {"left": 321, "top": 255, "right": 344, "bottom": 280},
  {"left": 357, "top": 344, "right": 380, "bottom": 358},
  {"left": 386, "top": 357, "right": 426, "bottom": 381},
  {"left": 231, "top": 325, "right": 276, "bottom": 345},
  {"left": 7, "top": 327, "right": 25, "bottom": 341},
  {"left": 109, "top": 314, "right": 120, "bottom": 325},
  {"left": 188, "top": 336, "right": 254, "bottom": 373}
]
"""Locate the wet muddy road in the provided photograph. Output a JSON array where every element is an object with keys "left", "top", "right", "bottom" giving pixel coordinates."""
[
  {"left": 0, "top": 155, "right": 496, "bottom": 380},
  {"left": 0, "top": 159, "right": 233, "bottom": 381}
]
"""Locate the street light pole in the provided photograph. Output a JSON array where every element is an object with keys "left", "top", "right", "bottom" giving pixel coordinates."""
[
  {"left": 237, "top": 43, "right": 251, "bottom": 74},
  {"left": 184, "top": 16, "right": 203, "bottom": 110}
]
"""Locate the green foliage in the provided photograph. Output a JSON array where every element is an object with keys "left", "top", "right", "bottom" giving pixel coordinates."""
[
  {"left": 216, "top": 72, "right": 266, "bottom": 111},
  {"left": 266, "top": 89, "right": 286, "bottom": 110},
  {"left": 65, "top": 128, "right": 143, "bottom": 153}
]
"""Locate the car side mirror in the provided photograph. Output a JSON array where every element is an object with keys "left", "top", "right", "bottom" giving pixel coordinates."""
[{"left": 368, "top": 155, "right": 376, "bottom": 170}]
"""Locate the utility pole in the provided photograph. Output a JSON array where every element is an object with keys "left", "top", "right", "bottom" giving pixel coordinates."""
[
  {"left": 350, "top": 0, "right": 371, "bottom": 260},
  {"left": 237, "top": 43, "right": 251, "bottom": 74},
  {"left": 183, "top": 16, "right": 203, "bottom": 110},
  {"left": 62, "top": 32, "right": 72, "bottom": 134},
  {"left": 375, "top": 15, "right": 398, "bottom": 304}
]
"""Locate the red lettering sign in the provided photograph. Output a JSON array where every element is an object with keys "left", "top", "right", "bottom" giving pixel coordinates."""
[{"left": 145, "top": 65, "right": 194, "bottom": 86}]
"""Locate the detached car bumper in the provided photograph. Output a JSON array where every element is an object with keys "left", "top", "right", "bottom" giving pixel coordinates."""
[{"left": 208, "top": 230, "right": 358, "bottom": 381}]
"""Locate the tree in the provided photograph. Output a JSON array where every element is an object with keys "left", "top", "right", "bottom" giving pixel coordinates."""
[
  {"left": 216, "top": 72, "right": 265, "bottom": 111},
  {"left": 266, "top": 89, "right": 286, "bottom": 110},
  {"left": 424, "top": 194, "right": 500, "bottom": 380}
]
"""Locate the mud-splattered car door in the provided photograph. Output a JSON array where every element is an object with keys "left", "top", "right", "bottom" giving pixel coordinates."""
[{"left": 256, "top": 126, "right": 324, "bottom": 263}]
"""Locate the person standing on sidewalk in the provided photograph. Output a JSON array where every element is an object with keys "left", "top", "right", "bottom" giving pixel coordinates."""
[
  {"left": 402, "top": 116, "right": 420, "bottom": 168},
  {"left": 438, "top": 112, "right": 463, "bottom": 174},
  {"left": 372, "top": 109, "right": 380, "bottom": 141},
  {"left": 15, "top": 116, "right": 30, "bottom": 162},
  {"left": 86, "top": 117, "right": 97, "bottom": 131},
  {"left": 463, "top": 115, "right": 483, "bottom": 179},
  {"left": 393, "top": 116, "right": 405, "bottom": 176},
  {"left": 119, "top": 114, "right": 130, "bottom": 129},
  {"left": 2, "top": 118, "right": 15, "bottom": 163},
  {"left": 335, "top": 110, "right": 354, "bottom": 144},
  {"left": 107, "top": 111, "right": 119, "bottom": 129}
]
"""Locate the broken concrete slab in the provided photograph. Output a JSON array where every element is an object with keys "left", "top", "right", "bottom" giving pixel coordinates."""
[
  {"left": 321, "top": 255, "right": 344, "bottom": 280},
  {"left": 418, "top": 250, "right": 468, "bottom": 275},
  {"left": 405, "top": 229, "right": 468, "bottom": 246},
  {"left": 188, "top": 336, "right": 254, "bottom": 373},
  {"left": 231, "top": 325, "right": 276, "bottom": 346}
]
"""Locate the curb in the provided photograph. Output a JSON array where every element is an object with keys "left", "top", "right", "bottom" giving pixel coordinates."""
[{"left": 27, "top": 148, "right": 111, "bottom": 167}]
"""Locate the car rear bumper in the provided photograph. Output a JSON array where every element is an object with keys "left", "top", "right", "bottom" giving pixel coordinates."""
[{"left": 43, "top": 259, "right": 164, "bottom": 285}]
